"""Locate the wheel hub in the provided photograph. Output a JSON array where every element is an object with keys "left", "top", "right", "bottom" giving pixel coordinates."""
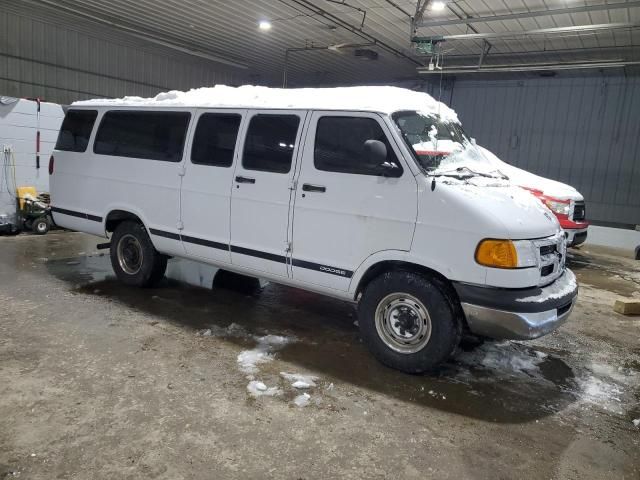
[
  {"left": 392, "top": 306, "right": 421, "bottom": 338},
  {"left": 374, "top": 293, "right": 432, "bottom": 354},
  {"left": 117, "top": 234, "right": 143, "bottom": 275}
]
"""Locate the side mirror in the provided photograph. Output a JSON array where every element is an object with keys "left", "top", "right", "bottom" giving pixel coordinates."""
[
  {"left": 364, "top": 139, "right": 399, "bottom": 177},
  {"left": 470, "top": 137, "right": 477, "bottom": 146},
  {"left": 364, "top": 139, "right": 387, "bottom": 164}
]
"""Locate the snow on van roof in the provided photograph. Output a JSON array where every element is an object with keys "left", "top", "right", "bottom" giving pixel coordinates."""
[{"left": 73, "top": 85, "right": 459, "bottom": 122}]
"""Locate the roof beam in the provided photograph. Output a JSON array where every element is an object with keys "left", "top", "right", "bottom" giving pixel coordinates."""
[
  {"left": 21, "top": 0, "right": 249, "bottom": 69},
  {"left": 417, "top": 60, "right": 640, "bottom": 75},
  {"left": 416, "top": 1, "right": 640, "bottom": 28},
  {"left": 414, "top": 23, "right": 640, "bottom": 42}
]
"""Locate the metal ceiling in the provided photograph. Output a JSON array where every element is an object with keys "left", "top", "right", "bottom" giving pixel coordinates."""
[{"left": 14, "top": 0, "right": 640, "bottom": 85}]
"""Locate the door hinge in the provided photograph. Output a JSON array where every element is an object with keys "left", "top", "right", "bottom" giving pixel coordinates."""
[
  {"left": 178, "top": 165, "right": 186, "bottom": 176},
  {"left": 289, "top": 179, "right": 298, "bottom": 191},
  {"left": 177, "top": 221, "right": 184, "bottom": 230},
  {"left": 285, "top": 241, "right": 292, "bottom": 253}
]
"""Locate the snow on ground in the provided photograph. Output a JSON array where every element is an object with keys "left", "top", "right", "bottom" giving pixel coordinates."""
[
  {"left": 198, "top": 323, "right": 250, "bottom": 339},
  {"left": 576, "top": 375, "right": 625, "bottom": 415},
  {"left": 237, "top": 334, "right": 293, "bottom": 376},
  {"left": 280, "top": 372, "right": 318, "bottom": 389},
  {"left": 293, "top": 393, "right": 311, "bottom": 407},
  {"left": 247, "top": 380, "right": 281, "bottom": 398},
  {"left": 456, "top": 341, "right": 637, "bottom": 420},
  {"left": 199, "top": 326, "right": 322, "bottom": 405},
  {"left": 572, "top": 361, "right": 638, "bottom": 416},
  {"left": 456, "top": 341, "right": 547, "bottom": 377}
]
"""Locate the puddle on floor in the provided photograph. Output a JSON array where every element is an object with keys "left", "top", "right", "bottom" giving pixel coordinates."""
[{"left": 27, "top": 234, "right": 640, "bottom": 426}]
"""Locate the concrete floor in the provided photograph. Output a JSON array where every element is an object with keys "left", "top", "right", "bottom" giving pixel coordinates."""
[{"left": 0, "top": 231, "right": 639, "bottom": 479}]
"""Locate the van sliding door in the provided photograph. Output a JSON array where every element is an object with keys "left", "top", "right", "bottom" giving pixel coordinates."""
[
  {"left": 180, "top": 109, "right": 246, "bottom": 263},
  {"left": 229, "top": 110, "right": 307, "bottom": 277}
]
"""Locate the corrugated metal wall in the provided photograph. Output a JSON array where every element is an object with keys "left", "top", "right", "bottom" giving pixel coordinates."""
[
  {"left": 437, "top": 75, "right": 640, "bottom": 226},
  {"left": 0, "top": 6, "right": 248, "bottom": 105}
]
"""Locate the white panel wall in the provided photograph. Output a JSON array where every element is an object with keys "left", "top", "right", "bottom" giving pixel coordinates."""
[
  {"left": 0, "top": 98, "right": 63, "bottom": 220},
  {"left": 0, "top": 1, "right": 248, "bottom": 105}
]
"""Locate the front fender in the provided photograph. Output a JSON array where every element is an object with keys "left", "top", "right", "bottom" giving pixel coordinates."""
[{"left": 348, "top": 249, "right": 452, "bottom": 299}]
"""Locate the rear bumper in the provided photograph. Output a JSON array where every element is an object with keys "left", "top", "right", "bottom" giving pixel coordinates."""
[{"left": 454, "top": 269, "right": 578, "bottom": 340}]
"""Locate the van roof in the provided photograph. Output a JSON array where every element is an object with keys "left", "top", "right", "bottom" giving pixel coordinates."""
[{"left": 72, "top": 85, "right": 459, "bottom": 122}]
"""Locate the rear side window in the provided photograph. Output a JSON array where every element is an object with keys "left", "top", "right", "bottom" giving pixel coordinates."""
[
  {"left": 55, "top": 110, "right": 98, "bottom": 152},
  {"left": 314, "top": 116, "right": 401, "bottom": 176},
  {"left": 191, "top": 113, "right": 242, "bottom": 167},
  {"left": 242, "top": 114, "right": 300, "bottom": 174},
  {"left": 94, "top": 111, "right": 190, "bottom": 162}
]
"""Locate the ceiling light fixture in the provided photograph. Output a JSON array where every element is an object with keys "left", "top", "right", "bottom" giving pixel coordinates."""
[
  {"left": 430, "top": 1, "right": 446, "bottom": 11},
  {"left": 258, "top": 20, "right": 272, "bottom": 31}
]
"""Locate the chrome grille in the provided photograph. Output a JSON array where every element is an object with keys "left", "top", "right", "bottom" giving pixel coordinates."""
[
  {"left": 572, "top": 201, "right": 586, "bottom": 222},
  {"left": 534, "top": 233, "right": 566, "bottom": 285}
]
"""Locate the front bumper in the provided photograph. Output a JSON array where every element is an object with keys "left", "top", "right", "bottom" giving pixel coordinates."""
[
  {"left": 454, "top": 269, "right": 578, "bottom": 340},
  {"left": 564, "top": 227, "right": 588, "bottom": 247}
]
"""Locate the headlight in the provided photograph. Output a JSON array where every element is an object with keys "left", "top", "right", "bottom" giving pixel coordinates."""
[
  {"left": 544, "top": 199, "right": 570, "bottom": 215},
  {"left": 475, "top": 239, "right": 537, "bottom": 269}
]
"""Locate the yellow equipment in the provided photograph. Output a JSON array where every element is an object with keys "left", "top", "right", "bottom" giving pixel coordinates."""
[{"left": 17, "top": 186, "right": 38, "bottom": 210}]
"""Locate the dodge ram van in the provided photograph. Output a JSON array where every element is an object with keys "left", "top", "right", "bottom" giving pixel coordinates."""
[{"left": 49, "top": 86, "right": 578, "bottom": 373}]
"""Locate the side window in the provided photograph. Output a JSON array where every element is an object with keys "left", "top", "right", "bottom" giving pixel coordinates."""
[
  {"left": 242, "top": 114, "right": 300, "bottom": 174},
  {"left": 191, "top": 113, "right": 242, "bottom": 167},
  {"left": 55, "top": 110, "right": 98, "bottom": 152},
  {"left": 314, "top": 116, "right": 402, "bottom": 176},
  {"left": 94, "top": 111, "right": 190, "bottom": 162}
]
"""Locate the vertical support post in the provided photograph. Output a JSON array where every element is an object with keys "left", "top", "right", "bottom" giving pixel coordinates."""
[
  {"left": 35, "top": 98, "right": 41, "bottom": 169},
  {"left": 283, "top": 50, "right": 290, "bottom": 88}
]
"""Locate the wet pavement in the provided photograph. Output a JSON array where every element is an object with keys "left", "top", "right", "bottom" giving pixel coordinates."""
[{"left": 0, "top": 231, "right": 639, "bottom": 479}]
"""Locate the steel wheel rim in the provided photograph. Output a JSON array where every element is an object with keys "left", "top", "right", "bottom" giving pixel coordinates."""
[
  {"left": 374, "top": 293, "right": 432, "bottom": 354},
  {"left": 117, "top": 234, "right": 143, "bottom": 275},
  {"left": 36, "top": 222, "right": 47, "bottom": 233}
]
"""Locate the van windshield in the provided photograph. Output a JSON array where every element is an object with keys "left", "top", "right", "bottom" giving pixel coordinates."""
[{"left": 392, "top": 111, "right": 505, "bottom": 179}]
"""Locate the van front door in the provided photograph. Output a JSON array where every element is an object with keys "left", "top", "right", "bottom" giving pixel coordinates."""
[
  {"left": 291, "top": 112, "right": 418, "bottom": 291},
  {"left": 229, "top": 111, "right": 306, "bottom": 277},
  {"left": 180, "top": 109, "right": 245, "bottom": 263}
]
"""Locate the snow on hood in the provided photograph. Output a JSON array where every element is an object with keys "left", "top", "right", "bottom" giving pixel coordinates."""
[
  {"left": 73, "top": 85, "right": 459, "bottom": 122},
  {"left": 439, "top": 180, "right": 561, "bottom": 239},
  {"left": 478, "top": 146, "right": 583, "bottom": 201}
]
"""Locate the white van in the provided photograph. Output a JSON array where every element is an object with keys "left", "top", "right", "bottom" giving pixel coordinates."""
[{"left": 49, "top": 86, "right": 578, "bottom": 373}]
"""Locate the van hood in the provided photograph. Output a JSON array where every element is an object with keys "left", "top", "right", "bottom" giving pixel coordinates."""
[
  {"left": 478, "top": 146, "right": 583, "bottom": 201},
  {"left": 433, "top": 176, "right": 561, "bottom": 239}
]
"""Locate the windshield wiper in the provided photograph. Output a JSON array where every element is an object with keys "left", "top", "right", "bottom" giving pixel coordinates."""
[{"left": 432, "top": 166, "right": 509, "bottom": 180}]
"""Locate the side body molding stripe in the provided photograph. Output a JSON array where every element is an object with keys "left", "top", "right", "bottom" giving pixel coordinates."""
[
  {"left": 51, "top": 206, "right": 102, "bottom": 223},
  {"left": 147, "top": 229, "right": 353, "bottom": 278}
]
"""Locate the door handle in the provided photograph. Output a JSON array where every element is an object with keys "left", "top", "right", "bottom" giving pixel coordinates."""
[
  {"left": 235, "top": 176, "right": 256, "bottom": 184},
  {"left": 302, "top": 184, "right": 326, "bottom": 193}
]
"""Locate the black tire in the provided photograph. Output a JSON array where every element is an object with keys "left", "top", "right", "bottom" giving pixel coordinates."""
[
  {"left": 110, "top": 221, "right": 167, "bottom": 287},
  {"left": 32, "top": 217, "right": 50, "bottom": 235},
  {"left": 458, "top": 333, "right": 487, "bottom": 352},
  {"left": 358, "top": 271, "right": 462, "bottom": 374}
]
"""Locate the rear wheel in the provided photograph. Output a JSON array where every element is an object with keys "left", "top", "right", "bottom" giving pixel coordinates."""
[
  {"left": 110, "top": 221, "right": 167, "bottom": 287},
  {"left": 32, "top": 217, "right": 50, "bottom": 235},
  {"left": 358, "top": 271, "right": 461, "bottom": 374}
]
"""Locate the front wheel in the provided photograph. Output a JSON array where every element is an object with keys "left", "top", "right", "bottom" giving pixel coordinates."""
[
  {"left": 358, "top": 271, "right": 461, "bottom": 374},
  {"left": 110, "top": 221, "right": 167, "bottom": 287}
]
